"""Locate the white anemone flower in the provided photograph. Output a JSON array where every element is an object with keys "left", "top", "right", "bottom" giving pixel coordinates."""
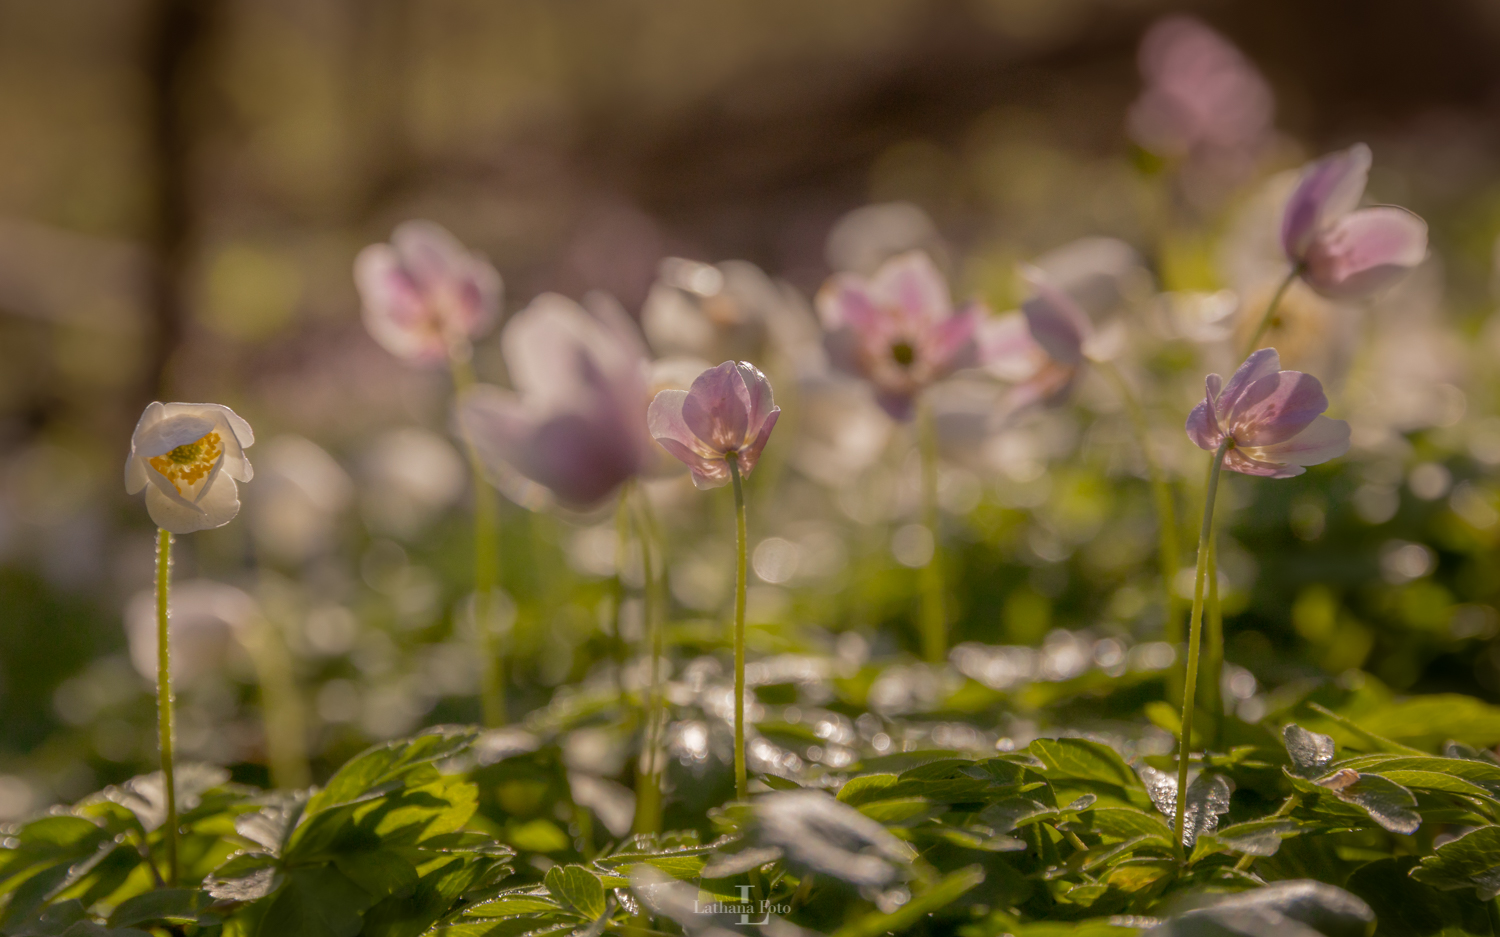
[{"left": 125, "top": 402, "right": 255, "bottom": 533}]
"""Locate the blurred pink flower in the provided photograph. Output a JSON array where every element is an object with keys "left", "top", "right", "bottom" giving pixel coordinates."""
[
  {"left": 979, "top": 267, "right": 1118, "bottom": 411},
  {"left": 1186, "top": 348, "right": 1350, "bottom": 478},
  {"left": 1281, "top": 144, "right": 1428, "bottom": 298},
  {"left": 354, "top": 221, "right": 502, "bottom": 365},
  {"left": 648, "top": 361, "right": 780, "bottom": 490},
  {"left": 1128, "top": 17, "right": 1273, "bottom": 183},
  {"left": 816, "top": 251, "right": 981, "bottom": 420},
  {"left": 460, "top": 293, "right": 654, "bottom": 507}
]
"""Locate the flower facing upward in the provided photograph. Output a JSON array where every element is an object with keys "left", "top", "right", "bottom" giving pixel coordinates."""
[
  {"left": 126, "top": 402, "right": 255, "bottom": 533},
  {"left": 460, "top": 293, "right": 655, "bottom": 508},
  {"left": 648, "top": 361, "right": 780, "bottom": 489},
  {"left": 1186, "top": 348, "right": 1350, "bottom": 478},
  {"left": 816, "top": 251, "right": 980, "bottom": 420},
  {"left": 354, "top": 220, "right": 502, "bottom": 364},
  {"left": 1281, "top": 144, "right": 1428, "bottom": 298}
]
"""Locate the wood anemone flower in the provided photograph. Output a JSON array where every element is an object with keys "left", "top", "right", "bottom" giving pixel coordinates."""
[
  {"left": 354, "top": 220, "right": 502, "bottom": 364},
  {"left": 1186, "top": 348, "right": 1350, "bottom": 478},
  {"left": 125, "top": 402, "right": 255, "bottom": 533},
  {"left": 647, "top": 360, "right": 780, "bottom": 489}
]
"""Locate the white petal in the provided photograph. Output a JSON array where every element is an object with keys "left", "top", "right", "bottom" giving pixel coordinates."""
[
  {"left": 146, "top": 474, "right": 240, "bottom": 533},
  {"left": 135, "top": 413, "right": 217, "bottom": 458}
]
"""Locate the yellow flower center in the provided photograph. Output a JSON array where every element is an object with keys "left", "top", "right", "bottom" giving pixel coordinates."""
[{"left": 148, "top": 431, "right": 223, "bottom": 495}]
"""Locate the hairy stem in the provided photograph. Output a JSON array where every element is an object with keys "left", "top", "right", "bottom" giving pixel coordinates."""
[
  {"left": 450, "top": 348, "right": 504, "bottom": 726},
  {"left": 632, "top": 483, "right": 664, "bottom": 835},
  {"left": 1174, "top": 440, "right": 1230, "bottom": 860},
  {"left": 1241, "top": 266, "right": 1301, "bottom": 361},
  {"left": 918, "top": 395, "right": 945, "bottom": 664},
  {"left": 155, "top": 528, "right": 178, "bottom": 885},
  {"left": 1205, "top": 534, "right": 1225, "bottom": 750},
  {"left": 729, "top": 454, "right": 749, "bottom": 801},
  {"left": 1098, "top": 361, "right": 1182, "bottom": 700}
]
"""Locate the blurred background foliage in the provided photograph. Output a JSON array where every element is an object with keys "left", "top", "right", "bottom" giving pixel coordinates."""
[{"left": 4, "top": 0, "right": 1500, "bottom": 828}]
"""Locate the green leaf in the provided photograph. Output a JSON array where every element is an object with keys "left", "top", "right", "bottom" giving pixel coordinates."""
[
  {"left": 1411, "top": 825, "right": 1500, "bottom": 899},
  {"left": 505, "top": 818, "right": 571, "bottom": 853},
  {"left": 1348, "top": 857, "right": 1493, "bottom": 937},
  {"left": 1083, "top": 806, "right": 1173, "bottom": 844},
  {"left": 1330, "top": 755, "right": 1500, "bottom": 795},
  {"left": 1029, "top": 739, "right": 1139, "bottom": 790},
  {"left": 253, "top": 865, "right": 378, "bottom": 937},
  {"left": 543, "top": 864, "right": 606, "bottom": 920},
  {"left": 306, "top": 727, "right": 478, "bottom": 817},
  {"left": 835, "top": 774, "right": 899, "bottom": 806},
  {"left": 332, "top": 851, "right": 420, "bottom": 902},
  {"left": 462, "top": 893, "right": 561, "bottom": 918},
  {"left": 831, "top": 865, "right": 984, "bottom": 937},
  {"left": 1192, "top": 818, "right": 1305, "bottom": 860},
  {"left": 1346, "top": 696, "right": 1500, "bottom": 751},
  {"left": 108, "top": 888, "right": 214, "bottom": 928}
]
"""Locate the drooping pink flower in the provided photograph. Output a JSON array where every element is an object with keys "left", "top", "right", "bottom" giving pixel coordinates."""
[
  {"left": 1186, "top": 348, "right": 1350, "bottom": 478},
  {"left": 978, "top": 266, "right": 1120, "bottom": 412},
  {"left": 816, "top": 251, "right": 981, "bottom": 421},
  {"left": 647, "top": 361, "right": 780, "bottom": 490},
  {"left": 1128, "top": 16, "right": 1274, "bottom": 192},
  {"left": 354, "top": 221, "right": 502, "bottom": 365},
  {"left": 1281, "top": 144, "right": 1428, "bottom": 298},
  {"left": 459, "top": 293, "right": 654, "bottom": 507}
]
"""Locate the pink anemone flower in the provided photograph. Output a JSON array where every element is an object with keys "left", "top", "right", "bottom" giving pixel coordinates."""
[
  {"left": 354, "top": 220, "right": 502, "bottom": 365},
  {"left": 1281, "top": 144, "right": 1428, "bottom": 299},
  {"left": 459, "top": 293, "right": 655, "bottom": 508},
  {"left": 1186, "top": 348, "right": 1350, "bottom": 478},
  {"left": 647, "top": 361, "right": 780, "bottom": 490},
  {"left": 816, "top": 251, "right": 981, "bottom": 421}
]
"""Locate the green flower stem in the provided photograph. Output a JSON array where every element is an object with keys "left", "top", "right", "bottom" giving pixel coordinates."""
[
  {"left": 1205, "top": 534, "right": 1225, "bottom": 750},
  {"left": 632, "top": 483, "right": 664, "bottom": 835},
  {"left": 918, "top": 395, "right": 945, "bottom": 665},
  {"left": 1098, "top": 361, "right": 1182, "bottom": 700},
  {"left": 728, "top": 453, "right": 749, "bottom": 802},
  {"left": 613, "top": 484, "right": 634, "bottom": 690},
  {"left": 241, "top": 614, "right": 310, "bottom": 790},
  {"left": 154, "top": 528, "right": 178, "bottom": 886},
  {"left": 449, "top": 349, "right": 505, "bottom": 727},
  {"left": 1241, "top": 265, "right": 1301, "bottom": 361},
  {"left": 1174, "top": 439, "right": 1230, "bottom": 860}
]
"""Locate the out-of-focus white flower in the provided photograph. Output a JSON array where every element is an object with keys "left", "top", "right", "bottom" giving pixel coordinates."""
[
  {"left": 642, "top": 258, "right": 818, "bottom": 367},
  {"left": 825, "top": 202, "right": 947, "bottom": 277},
  {"left": 125, "top": 579, "right": 258, "bottom": 687},
  {"left": 354, "top": 221, "right": 501, "bottom": 365},
  {"left": 360, "top": 427, "right": 466, "bottom": 537},
  {"left": 248, "top": 436, "right": 353, "bottom": 564},
  {"left": 125, "top": 403, "right": 254, "bottom": 534}
]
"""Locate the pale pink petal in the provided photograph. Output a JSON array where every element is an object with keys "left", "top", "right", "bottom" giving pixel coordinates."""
[
  {"left": 735, "top": 362, "right": 776, "bottom": 442},
  {"left": 1302, "top": 207, "right": 1428, "bottom": 299},
  {"left": 654, "top": 437, "right": 729, "bottom": 490},
  {"left": 646, "top": 389, "right": 698, "bottom": 451},
  {"left": 1254, "top": 415, "right": 1351, "bottom": 468},
  {"left": 874, "top": 388, "right": 917, "bottom": 422},
  {"left": 1281, "top": 144, "right": 1371, "bottom": 261},
  {"left": 1227, "top": 370, "right": 1328, "bottom": 447},
  {"left": 1223, "top": 448, "right": 1303, "bottom": 478},
  {"left": 1185, "top": 399, "right": 1222, "bottom": 451},
  {"left": 354, "top": 243, "right": 448, "bottom": 364},
  {"left": 735, "top": 408, "right": 780, "bottom": 477},
  {"left": 870, "top": 251, "right": 951, "bottom": 328},
  {"left": 923, "top": 304, "right": 980, "bottom": 375},
  {"left": 815, "top": 276, "right": 888, "bottom": 337},
  {"left": 1215, "top": 348, "right": 1280, "bottom": 425},
  {"left": 391, "top": 220, "right": 470, "bottom": 290},
  {"left": 977, "top": 312, "right": 1046, "bottom": 382},
  {"left": 1021, "top": 270, "right": 1090, "bottom": 366},
  {"left": 682, "top": 361, "right": 750, "bottom": 454}
]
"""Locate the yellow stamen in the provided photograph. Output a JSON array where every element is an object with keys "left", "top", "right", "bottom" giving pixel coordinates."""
[{"left": 149, "top": 431, "right": 224, "bottom": 495}]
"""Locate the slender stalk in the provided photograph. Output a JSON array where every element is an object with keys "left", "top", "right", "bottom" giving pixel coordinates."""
[
  {"left": 1205, "top": 534, "right": 1225, "bottom": 750},
  {"left": 1173, "top": 439, "right": 1230, "bottom": 860},
  {"left": 728, "top": 453, "right": 749, "bottom": 801},
  {"left": 241, "top": 615, "right": 310, "bottom": 790},
  {"left": 613, "top": 484, "right": 633, "bottom": 695},
  {"left": 632, "top": 484, "right": 664, "bottom": 835},
  {"left": 154, "top": 528, "right": 178, "bottom": 886},
  {"left": 449, "top": 348, "right": 505, "bottom": 726},
  {"left": 1098, "top": 362, "right": 1182, "bottom": 698},
  {"left": 1241, "top": 266, "right": 1301, "bottom": 361},
  {"left": 917, "top": 395, "right": 945, "bottom": 664}
]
